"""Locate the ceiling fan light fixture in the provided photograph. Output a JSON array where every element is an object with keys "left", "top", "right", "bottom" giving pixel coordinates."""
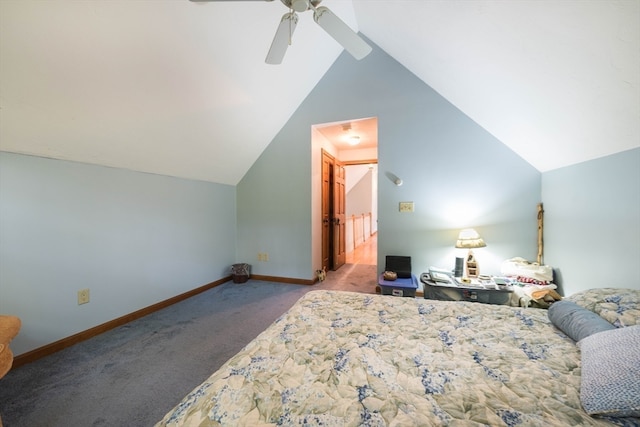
[
  {"left": 313, "top": 6, "right": 372, "bottom": 60},
  {"left": 290, "top": 0, "right": 309, "bottom": 12}
]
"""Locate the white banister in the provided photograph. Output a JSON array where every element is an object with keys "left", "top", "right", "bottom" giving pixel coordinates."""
[{"left": 345, "top": 212, "right": 373, "bottom": 254}]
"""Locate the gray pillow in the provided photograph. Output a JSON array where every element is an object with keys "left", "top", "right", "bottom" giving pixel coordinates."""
[
  {"left": 548, "top": 300, "right": 615, "bottom": 342},
  {"left": 578, "top": 325, "right": 640, "bottom": 418}
]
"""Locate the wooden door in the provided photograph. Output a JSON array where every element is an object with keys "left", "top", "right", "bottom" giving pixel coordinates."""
[
  {"left": 332, "top": 159, "right": 346, "bottom": 269},
  {"left": 321, "top": 150, "right": 332, "bottom": 271},
  {"left": 321, "top": 150, "right": 346, "bottom": 271}
]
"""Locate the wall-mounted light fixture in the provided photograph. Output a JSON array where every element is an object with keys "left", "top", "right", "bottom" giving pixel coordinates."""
[
  {"left": 455, "top": 228, "right": 486, "bottom": 278},
  {"left": 384, "top": 171, "right": 403, "bottom": 187}
]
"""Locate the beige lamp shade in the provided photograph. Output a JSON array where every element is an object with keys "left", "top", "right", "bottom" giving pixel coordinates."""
[{"left": 455, "top": 228, "right": 486, "bottom": 249}]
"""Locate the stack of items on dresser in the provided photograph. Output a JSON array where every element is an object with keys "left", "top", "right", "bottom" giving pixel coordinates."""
[{"left": 501, "top": 257, "right": 562, "bottom": 307}]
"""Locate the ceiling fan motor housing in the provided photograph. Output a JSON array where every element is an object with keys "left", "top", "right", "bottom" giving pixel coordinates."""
[{"left": 281, "top": 0, "right": 322, "bottom": 12}]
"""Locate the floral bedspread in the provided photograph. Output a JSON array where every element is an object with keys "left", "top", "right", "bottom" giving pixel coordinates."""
[
  {"left": 157, "top": 290, "right": 617, "bottom": 427},
  {"left": 565, "top": 287, "right": 640, "bottom": 328}
]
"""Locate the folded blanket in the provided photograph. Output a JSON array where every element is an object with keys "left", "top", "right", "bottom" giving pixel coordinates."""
[{"left": 501, "top": 257, "right": 553, "bottom": 282}]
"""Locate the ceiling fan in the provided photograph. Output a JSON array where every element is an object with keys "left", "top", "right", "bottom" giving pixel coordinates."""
[{"left": 189, "top": 0, "right": 372, "bottom": 64}]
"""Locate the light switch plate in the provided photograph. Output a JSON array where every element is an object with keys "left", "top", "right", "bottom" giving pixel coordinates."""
[{"left": 399, "top": 202, "right": 414, "bottom": 212}]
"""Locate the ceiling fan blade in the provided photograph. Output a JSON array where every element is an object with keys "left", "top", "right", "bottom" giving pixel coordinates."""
[
  {"left": 313, "top": 6, "right": 372, "bottom": 60},
  {"left": 265, "top": 12, "right": 298, "bottom": 65}
]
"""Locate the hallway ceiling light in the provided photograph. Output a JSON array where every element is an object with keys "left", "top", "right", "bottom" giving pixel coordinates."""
[{"left": 348, "top": 135, "right": 361, "bottom": 146}]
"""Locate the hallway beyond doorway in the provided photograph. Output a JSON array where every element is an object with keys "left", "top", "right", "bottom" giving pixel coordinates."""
[{"left": 346, "top": 232, "right": 377, "bottom": 266}]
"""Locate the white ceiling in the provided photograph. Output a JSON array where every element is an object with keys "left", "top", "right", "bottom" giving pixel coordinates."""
[
  {"left": 1, "top": 0, "right": 638, "bottom": 185},
  {"left": 315, "top": 117, "right": 378, "bottom": 151}
]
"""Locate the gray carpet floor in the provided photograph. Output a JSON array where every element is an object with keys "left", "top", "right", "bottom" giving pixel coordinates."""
[{"left": 0, "top": 263, "right": 377, "bottom": 427}]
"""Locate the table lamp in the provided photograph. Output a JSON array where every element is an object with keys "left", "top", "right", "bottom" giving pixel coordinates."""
[{"left": 455, "top": 228, "right": 486, "bottom": 278}]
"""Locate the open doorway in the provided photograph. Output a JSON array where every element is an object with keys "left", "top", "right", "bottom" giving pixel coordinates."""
[
  {"left": 344, "top": 163, "right": 377, "bottom": 265},
  {"left": 312, "top": 117, "right": 378, "bottom": 272}
]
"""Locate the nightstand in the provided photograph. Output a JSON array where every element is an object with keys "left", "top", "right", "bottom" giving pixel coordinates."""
[{"left": 420, "top": 273, "right": 514, "bottom": 305}]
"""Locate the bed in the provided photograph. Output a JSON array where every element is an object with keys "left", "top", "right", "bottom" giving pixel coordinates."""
[{"left": 156, "top": 287, "right": 640, "bottom": 426}]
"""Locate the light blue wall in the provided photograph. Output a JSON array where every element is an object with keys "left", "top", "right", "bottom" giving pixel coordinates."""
[
  {"left": 375, "top": 70, "right": 541, "bottom": 279},
  {"left": 0, "top": 152, "right": 237, "bottom": 355},
  {"left": 236, "top": 122, "right": 313, "bottom": 279},
  {"left": 237, "top": 38, "right": 541, "bottom": 281},
  {"left": 542, "top": 148, "right": 640, "bottom": 295}
]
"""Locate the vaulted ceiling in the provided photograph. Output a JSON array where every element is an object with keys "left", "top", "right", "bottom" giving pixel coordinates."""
[{"left": 1, "top": 0, "right": 638, "bottom": 185}]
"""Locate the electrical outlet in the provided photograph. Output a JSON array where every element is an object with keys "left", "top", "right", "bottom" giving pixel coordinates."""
[
  {"left": 264, "top": 253, "right": 269, "bottom": 262},
  {"left": 399, "top": 202, "right": 414, "bottom": 213},
  {"left": 77, "top": 288, "right": 90, "bottom": 305}
]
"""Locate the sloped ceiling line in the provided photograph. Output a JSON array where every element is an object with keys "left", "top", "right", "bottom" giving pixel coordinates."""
[{"left": 0, "top": 0, "right": 637, "bottom": 184}]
